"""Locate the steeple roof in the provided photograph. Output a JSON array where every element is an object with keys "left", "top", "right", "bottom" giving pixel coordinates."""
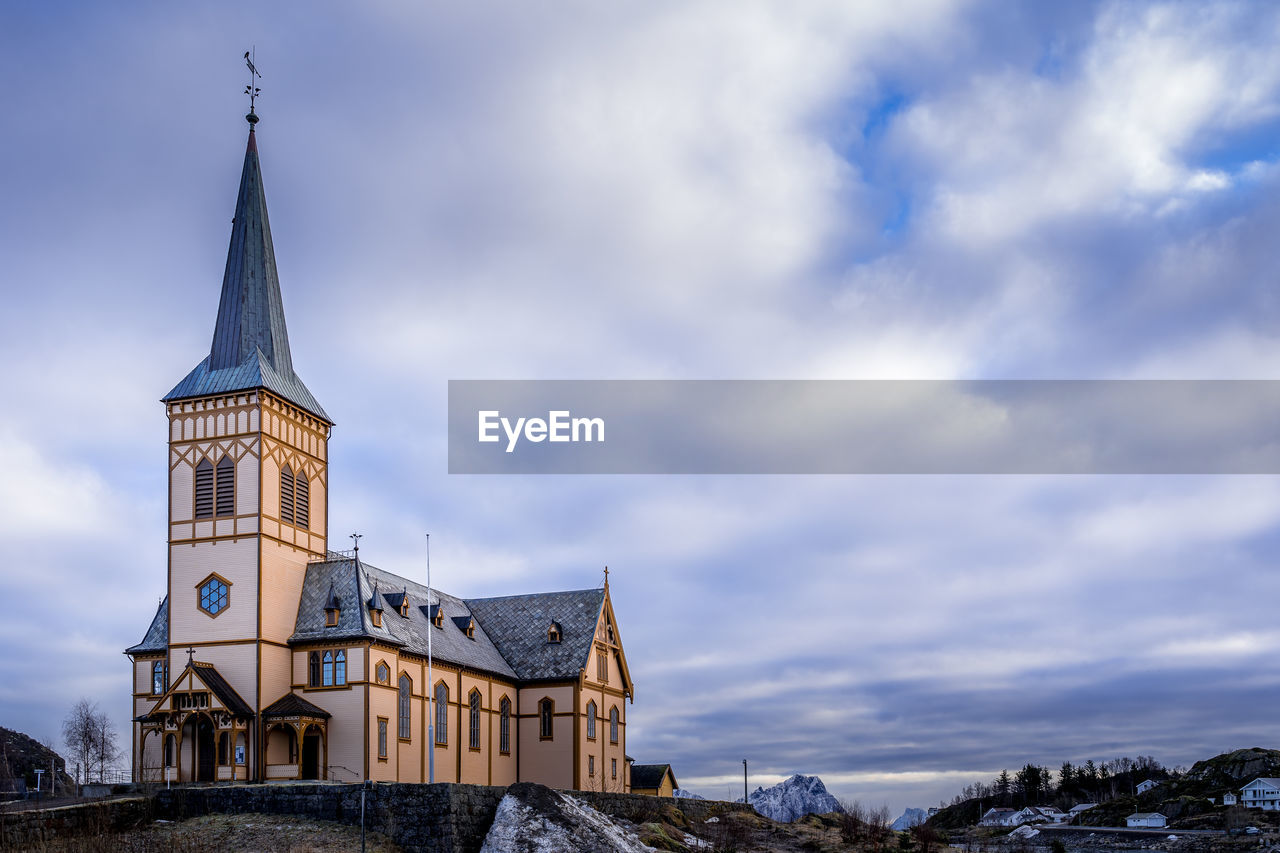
[{"left": 163, "top": 117, "right": 329, "bottom": 422}]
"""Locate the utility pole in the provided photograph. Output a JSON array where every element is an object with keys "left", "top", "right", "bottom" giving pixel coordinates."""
[
  {"left": 743, "top": 759, "right": 748, "bottom": 804},
  {"left": 426, "top": 533, "right": 434, "bottom": 784}
]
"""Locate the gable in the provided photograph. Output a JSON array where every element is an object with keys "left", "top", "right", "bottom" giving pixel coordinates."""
[{"left": 141, "top": 661, "right": 252, "bottom": 719}]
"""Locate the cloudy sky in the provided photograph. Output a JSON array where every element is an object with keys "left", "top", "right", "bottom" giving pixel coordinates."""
[{"left": 3, "top": 0, "right": 1280, "bottom": 812}]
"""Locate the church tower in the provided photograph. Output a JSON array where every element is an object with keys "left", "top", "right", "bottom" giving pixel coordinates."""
[{"left": 135, "top": 109, "right": 332, "bottom": 780}]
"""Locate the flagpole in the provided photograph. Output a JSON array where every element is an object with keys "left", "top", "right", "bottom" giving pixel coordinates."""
[{"left": 426, "top": 533, "right": 434, "bottom": 784}]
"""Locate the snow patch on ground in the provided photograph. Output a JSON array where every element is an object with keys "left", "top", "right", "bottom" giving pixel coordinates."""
[{"left": 1009, "top": 825, "right": 1040, "bottom": 839}]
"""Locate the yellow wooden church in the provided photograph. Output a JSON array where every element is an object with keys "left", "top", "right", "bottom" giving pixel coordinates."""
[{"left": 124, "top": 109, "right": 634, "bottom": 791}]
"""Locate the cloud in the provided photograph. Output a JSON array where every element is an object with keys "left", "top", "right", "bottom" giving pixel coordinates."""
[{"left": 3, "top": 0, "right": 1280, "bottom": 817}]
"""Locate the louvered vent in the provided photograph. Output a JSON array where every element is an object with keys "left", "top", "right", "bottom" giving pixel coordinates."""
[
  {"left": 295, "top": 474, "right": 309, "bottom": 529},
  {"left": 215, "top": 456, "right": 234, "bottom": 517},
  {"left": 280, "top": 465, "right": 295, "bottom": 525},
  {"left": 194, "top": 459, "right": 214, "bottom": 519}
]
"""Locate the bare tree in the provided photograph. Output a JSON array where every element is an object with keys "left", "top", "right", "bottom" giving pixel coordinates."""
[
  {"left": 838, "top": 798, "right": 866, "bottom": 844},
  {"left": 912, "top": 822, "right": 941, "bottom": 853},
  {"left": 868, "top": 804, "right": 892, "bottom": 853},
  {"left": 62, "top": 698, "right": 119, "bottom": 785}
]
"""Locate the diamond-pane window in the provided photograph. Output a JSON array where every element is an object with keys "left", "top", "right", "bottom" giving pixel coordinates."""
[{"left": 198, "top": 575, "right": 230, "bottom": 617}]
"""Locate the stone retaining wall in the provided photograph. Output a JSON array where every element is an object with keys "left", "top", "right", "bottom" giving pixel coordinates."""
[
  {"left": 2, "top": 782, "right": 755, "bottom": 852},
  {"left": 0, "top": 797, "right": 153, "bottom": 851}
]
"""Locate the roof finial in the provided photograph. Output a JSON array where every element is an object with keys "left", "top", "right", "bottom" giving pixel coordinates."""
[
  {"left": 350, "top": 531, "right": 362, "bottom": 555},
  {"left": 244, "top": 48, "right": 262, "bottom": 126},
  {"left": 186, "top": 647, "right": 196, "bottom": 668},
  {"left": 603, "top": 565, "right": 609, "bottom": 588}
]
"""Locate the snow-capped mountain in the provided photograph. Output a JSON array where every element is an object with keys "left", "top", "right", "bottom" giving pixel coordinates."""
[
  {"left": 741, "top": 774, "right": 842, "bottom": 822},
  {"left": 891, "top": 808, "right": 927, "bottom": 830},
  {"left": 673, "top": 788, "right": 705, "bottom": 800}
]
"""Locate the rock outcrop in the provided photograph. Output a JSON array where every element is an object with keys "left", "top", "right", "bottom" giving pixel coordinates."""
[{"left": 480, "top": 782, "right": 655, "bottom": 853}]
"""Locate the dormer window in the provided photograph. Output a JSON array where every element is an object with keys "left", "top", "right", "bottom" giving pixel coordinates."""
[
  {"left": 467, "top": 621, "right": 475, "bottom": 639},
  {"left": 453, "top": 615, "right": 477, "bottom": 639},
  {"left": 429, "top": 604, "right": 444, "bottom": 629},
  {"left": 547, "top": 622, "right": 562, "bottom": 644},
  {"left": 368, "top": 585, "right": 383, "bottom": 628},
  {"left": 370, "top": 609, "right": 383, "bottom": 628},
  {"left": 324, "top": 582, "right": 340, "bottom": 627}
]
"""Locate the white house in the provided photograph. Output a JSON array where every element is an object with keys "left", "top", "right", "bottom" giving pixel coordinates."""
[
  {"left": 1028, "top": 806, "right": 1068, "bottom": 823},
  {"left": 1241, "top": 778, "right": 1280, "bottom": 811},
  {"left": 979, "top": 808, "right": 1021, "bottom": 827},
  {"left": 1126, "top": 813, "right": 1167, "bottom": 828},
  {"left": 1136, "top": 779, "right": 1157, "bottom": 794},
  {"left": 1222, "top": 792, "right": 1238, "bottom": 806}
]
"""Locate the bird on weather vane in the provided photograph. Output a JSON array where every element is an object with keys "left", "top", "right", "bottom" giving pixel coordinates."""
[{"left": 244, "top": 49, "right": 262, "bottom": 117}]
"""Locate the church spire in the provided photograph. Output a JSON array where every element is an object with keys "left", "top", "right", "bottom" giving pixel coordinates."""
[
  {"left": 163, "top": 109, "right": 329, "bottom": 422},
  {"left": 209, "top": 116, "right": 292, "bottom": 375}
]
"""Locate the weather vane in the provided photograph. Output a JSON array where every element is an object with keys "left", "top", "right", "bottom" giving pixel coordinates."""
[
  {"left": 244, "top": 48, "right": 262, "bottom": 116},
  {"left": 350, "top": 532, "right": 362, "bottom": 555}
]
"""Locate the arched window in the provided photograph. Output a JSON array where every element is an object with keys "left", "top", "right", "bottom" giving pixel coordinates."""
[
  {"left": 194, "top": 458, "right": 214, "bottom": 519},
  {"left": 334, "top": 649, "right": 346, "bottom": 685},
  {"left": 609, "top": 706, "right": 619, "bottom": 744},
  {"left": 309, "top": 652, "right": 322, "bottom": 687},
  {"left": 434, "top": 683, "right": 448, "bottom": 744},
  {"left": 539, "top": 698, "right": 554, "bottom": 740},
  {"left": 215, "top": 455, "right": 234, "bottom": 516},
  {"left": 376, "top": 662, "right": 390, "bottom": 684},
  {"left": 295, "top": 474, "right": 309, "bottom": 530},
  {"left": 322, "top": 650, "right": 334, "bottom": 686},
  {"left": 469, "top": 690, "right": 481, "bottom": 749},
  {"left": 280, "top": 465, "right": 295, "bottom": 525},
  {"left": 398, "top": 675, "right": 412, "bottom": 740},
  {"left": 499, "top": 696, "right": 511, "bottom": 754},
  {"left": 586, "top": 700, "right": 597, "bottom": 739},
  {"left": 152, "top": 660, "right": 165, "bottom": 695}
]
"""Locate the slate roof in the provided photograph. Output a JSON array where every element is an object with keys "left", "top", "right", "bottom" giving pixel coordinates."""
[
  {"left": 262, "top": 693, "right": 331, "bottom": 719},
  {"left": 191, "top": 662, "right": 254, "bottom": 717},
  {"left": 290, "top": 556, "right": 518, "bottom": 679},
  {"left": 162, "top": 124, "right": 329, "bottom": 423},
  {"left": 125, "top": 597, "right": 168, "bottom": 655},
  {"left": 164, "top": 351, "right": 328, "bottom": 423},
  {"left": 465, "top": 588, "right": 605, "bottom": 681},
  {"left": 631, "top": 764, "right": 676, "bottom": 790},
  {"left": 291, "top": 555, "right": 608, "bottom": 684}
]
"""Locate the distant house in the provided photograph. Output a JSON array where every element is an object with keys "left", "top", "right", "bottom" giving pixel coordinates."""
[
  {"left": 1014, "top": 806, "right": 1067, "bottom": 824},
  {"left": 1241, "top": 778, "right": 1280, "bottom": 811},
  {"left": 1222, "top": 792, "right": 1238, "bottom": 806},
  {"left": 1136, "top": 779, "right": 1157, "bottom": 794},
  {"left": 631, "top": 763, "right": 678, "bottom": 797},
  {"left": 979, "top": 808, "right": 1022, "bottom": 827},
  {"left": 1068, "top": 803, "right": 1097, "bottom": 815},
  {"left": 1126, "top": 813, "right": 1167, "bottom": 828}
]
